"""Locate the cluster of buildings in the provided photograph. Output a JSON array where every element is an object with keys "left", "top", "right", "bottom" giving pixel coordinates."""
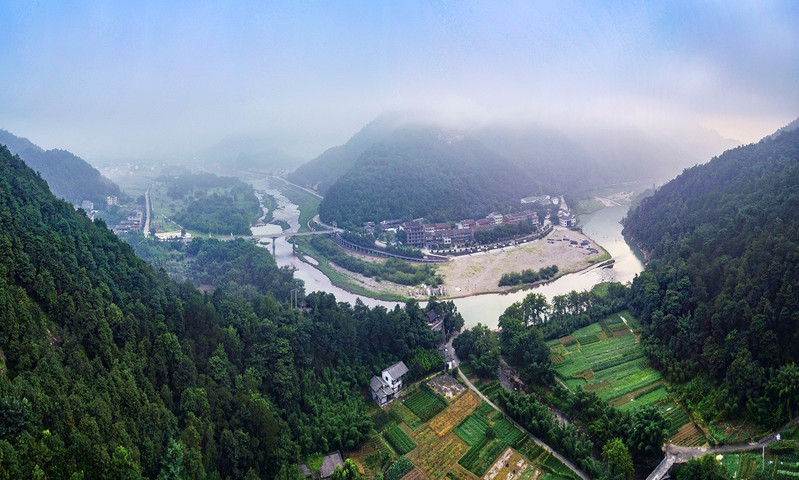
[
  {"left": 113, "top": 209, "right": 143, "bottom": 234},
  {"left": 378, "top": 209, "right": 541, "bottom": 249}
]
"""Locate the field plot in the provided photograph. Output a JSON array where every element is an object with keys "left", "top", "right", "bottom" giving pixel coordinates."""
[
  {"left": 429, "top": 391, "right": 480, "bottom": 437},
  {"left": 550, "top": 316, "right": 705, "bottom": 445},
  {"left": 404, "top": 387, "right": 448, "bottom": 423},
  {"left": 383, "top": 424, "right": 417, "bottom": 455},
  {"left": 454, "top": 413, "right": 492, "bottom": 446},
  {"left": 349, "top": 435, "right": 395, "bottom": 478},
  {"left": 351, "top": 380, "right": 577, "bottom": 480},
  {"left": 459, "top": 438, "right": 508, "bottom": 476},
  {"left": 551, "top": 318, "right": 661, "bottom": 405},
  {"left": 390, "top": 401, "right": 423, "bottom": 430},
  {"left": 408, "top": 427, "right": 470, "bottom": 480}
]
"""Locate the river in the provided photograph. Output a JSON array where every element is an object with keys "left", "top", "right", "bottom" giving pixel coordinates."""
[{"left": 250, "top": 179, "right": 645, "bottom": 328}]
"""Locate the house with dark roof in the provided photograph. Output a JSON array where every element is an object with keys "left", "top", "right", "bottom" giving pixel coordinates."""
[
  {"left": 369, "top": 361, "right": 409, "bottom": 406},
  {"left": 299, "top": 451, "right": 344, "bottom": 479}
]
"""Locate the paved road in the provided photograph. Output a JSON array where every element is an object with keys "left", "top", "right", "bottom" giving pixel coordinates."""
[
  {"left": 647, "top": 433, "right": 785, "bottom": 480},
  {"left": 143, "top": 184, "right": 152, "bottom": 238},
  {"left": 449, "top": 342, "right": 590, "bottom": 480}
]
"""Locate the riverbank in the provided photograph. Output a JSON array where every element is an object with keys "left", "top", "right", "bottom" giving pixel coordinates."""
[
  {"left": 436, "top": 226, "right": 609, "bottom": 299},
  {"left": 291, "top": 225, "right": 609, "bottom": 302}
]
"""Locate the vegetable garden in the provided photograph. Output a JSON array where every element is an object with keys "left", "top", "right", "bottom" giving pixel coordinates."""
[{"left": 550, "top": 314, "right": 704, "bottom": 446}]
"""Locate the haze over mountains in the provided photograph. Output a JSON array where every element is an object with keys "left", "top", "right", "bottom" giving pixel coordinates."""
[
  {"left": 290, "top": 114, "right": 739, "bottom": 197},
  {"left": 0, "top": 129, "right": 121, "bottom": 205}
]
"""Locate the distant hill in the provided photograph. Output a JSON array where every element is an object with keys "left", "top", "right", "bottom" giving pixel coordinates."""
[
  {"left": 623, "top": 120, "right": 799, "bottom": 426},
  {"left": 318, "top": 126, "right": 538, "bottom": 228},
  {"left": 0, "top": 129, "right": 121, "bottom": 205},
  {"left": 289, "top": 115, "right": 738, "bottom": 199},
  {"left": 475, "top": 122, "right": 739, "bottom": 191},
  {"left": 287, "top": 115, "right": 402, "bottom": 194}
]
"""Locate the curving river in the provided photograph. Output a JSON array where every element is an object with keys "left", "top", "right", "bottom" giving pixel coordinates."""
[{"left": 250, "top": 179, "right": 644, "bottom": 329}]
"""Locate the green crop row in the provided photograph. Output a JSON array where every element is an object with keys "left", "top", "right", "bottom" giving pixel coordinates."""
[
  {"left": 383, "top": 424, "right": 417, "bottom": 455},
  {"left": 403, "top": 388, "right": 447, "bottom": 423},
  {"left": 454, "top": 414, "right": 491, "bottom": 446},
  {"left": 458, "top": 438, "right": 508, "bottom": 476}
]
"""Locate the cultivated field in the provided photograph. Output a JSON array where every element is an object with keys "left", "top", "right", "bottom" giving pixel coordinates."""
[
  {"left": 349, "top": 375, "right": 579, "bottom": 479},
  {"left": 549, "top": 313, "right": 705, "bottom": 444}
]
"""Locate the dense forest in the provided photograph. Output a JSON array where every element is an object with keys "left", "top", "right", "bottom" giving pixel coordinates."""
[
  {"left": 623, "top": 125, "right": 799, "bottom": 426},
  {"left": 163, "top": 172, "right": 261, "bottom": 235},
  {"left": 0, "top": 129, "right": 122, "bottom": 205},
  {"left": 0, "top": 145, "right": 444, "bottom": 478},
  {"left": 317, "top": 127, "right": 536, "bottom": 229}
]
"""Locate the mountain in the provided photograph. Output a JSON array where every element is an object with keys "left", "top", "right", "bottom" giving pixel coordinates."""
[
  {"left": 769, "top": 116, "right": 799, "bottom": 140},
  {"left": 195, "top": 135, "right": 304, "bottom": 174},
  {"left": 287, "top": 114, "right": 403, "bottom": 194},
  {"left": 0, "top": 129, "right": 121, "bottom": 205},
  {"left": 0, "top": 144, "right": 440, "bottom": 477},
  {"left": 475, "top": 122, "right": 739, "bottom": 191},
  {"left": 622, "top": 123, "right": 799, "bottom": 426},
  {"left": 318, "top": 126, "right": 538, "bottom": 228}
]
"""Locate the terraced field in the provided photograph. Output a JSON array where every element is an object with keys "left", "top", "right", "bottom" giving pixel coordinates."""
[{"left": 549, "top": 313, "right": 705, "bottom": 446}]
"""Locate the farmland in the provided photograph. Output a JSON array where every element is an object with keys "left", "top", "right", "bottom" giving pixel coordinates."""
[
  {"left": 383, "top": 424, "right": 417, "bottom": 455},
  {"left": 349, "top": 374, "right": 580, "bottom": 479},
  {"left": 549, "top": 313, "right": 705, "bottom": 444}
]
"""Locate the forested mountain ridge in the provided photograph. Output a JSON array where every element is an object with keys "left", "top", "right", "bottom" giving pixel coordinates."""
[
  {"left": 0, "top": 145, "right": 443, "bottom": 478},
  {"left": 287, "top": 115, "right": 401, "bottom": 194},
  {"left": 318, "top": 126, "right": 537, "bottom": 228},
  {"left": 0, "top": 130, "right": 121, "bottom": 205},
  {"left": 623, "top": 124, "right": 799, "bottom": 425}
]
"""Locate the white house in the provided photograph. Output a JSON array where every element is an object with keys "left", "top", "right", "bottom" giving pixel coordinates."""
[{"left": 370, "top": 361, "right": 409, "bottom": 406}]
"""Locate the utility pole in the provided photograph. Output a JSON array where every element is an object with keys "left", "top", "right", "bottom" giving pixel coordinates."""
[{"left": 290, "top": 289, "right": 299, "bottom": 309}]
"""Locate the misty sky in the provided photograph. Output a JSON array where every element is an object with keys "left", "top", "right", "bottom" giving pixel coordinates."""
[{"left": 1, "top": 1, "right": 798, "bottom": 162}]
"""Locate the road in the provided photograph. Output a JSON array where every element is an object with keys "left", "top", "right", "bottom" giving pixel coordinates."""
[
  {"left": 143, "top": 184, "right": 152, "bottom": 238},
  {"left": 449, "top": 341, "right": 590, "bottom": 480},
  {"left": 647, "top": 432, "right": 785, "bottom": 480}
]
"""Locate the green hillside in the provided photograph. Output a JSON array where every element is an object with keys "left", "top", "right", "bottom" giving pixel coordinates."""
[
  {"left": 0, "top": 144, "right": 442, "bottom": 478},
  {"left": 623, "top": 122, "right": 799, "bottom": 426},
  {"left": 318, "top": 127, "right": 537, "bottom": 228},
  {"left": 0, "top": 129, "right": 121, "bottom": 205}
]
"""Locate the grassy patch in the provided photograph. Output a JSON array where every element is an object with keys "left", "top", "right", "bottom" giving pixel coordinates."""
[
  {"left": 277, "top": 182, "right": 320, "bottom": 232},
  {"left": 458, "top": 438, "right": 508, "bottom": 476},
  {"left": 293, "top": 238, "right": 409, "bottom": 302}
]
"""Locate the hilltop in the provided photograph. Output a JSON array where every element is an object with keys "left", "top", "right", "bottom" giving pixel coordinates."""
[
  {"left": 318, "top": 126, "right": 537, "bottom": 228},
  {"left": 0, "top": 129, "right": 121, "bottom": 205}
]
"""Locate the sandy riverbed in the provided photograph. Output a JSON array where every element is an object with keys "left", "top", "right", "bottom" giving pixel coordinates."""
[
  {"left": 435, "top": 226, "right": 606, "bottom": 298},
  {"left": 318, "top": 225, "right": 606, "bottom": 300}
]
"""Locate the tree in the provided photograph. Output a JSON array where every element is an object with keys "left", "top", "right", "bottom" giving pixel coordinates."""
[
  {"left": 769, "top": 362, "right": 799, "bottom": 424},
  {"left": 629, "top": 406, "right": 668, "bottom": 458},
  {"left": 602, "top": 438, "right": 634, "bottom": 479},
  {"left": 331, "top": 459, "right": 362, "bottom": 480},
  {"left": 520, "top": 293, "right": 549, "bottom": 326},
  {"left": 157, "top": 438, "right": 186, "bottom": 480},
  {"left": 675, "top": 454, "right": 730, "bottom": 480}
]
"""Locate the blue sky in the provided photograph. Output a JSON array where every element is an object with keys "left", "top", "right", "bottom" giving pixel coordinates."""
[{"left": 1, "top": 1, "right": 797, "bottom": 161}]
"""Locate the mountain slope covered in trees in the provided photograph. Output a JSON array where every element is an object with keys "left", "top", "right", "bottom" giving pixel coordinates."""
[
  {"left": 287, "top": 116, "right": 400, "bottom": 194},
  {"left": 623, "top": 123, "right": 799, "bottom": 426},
  {"left": 0, "top": 145, "right": 443, "bottom": 478},
  {"left": 318, "top": 127, "right": 537, "bottom": 228},
  {"left": 0, "top": 130, "right": 121, "bottom": 205}
]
